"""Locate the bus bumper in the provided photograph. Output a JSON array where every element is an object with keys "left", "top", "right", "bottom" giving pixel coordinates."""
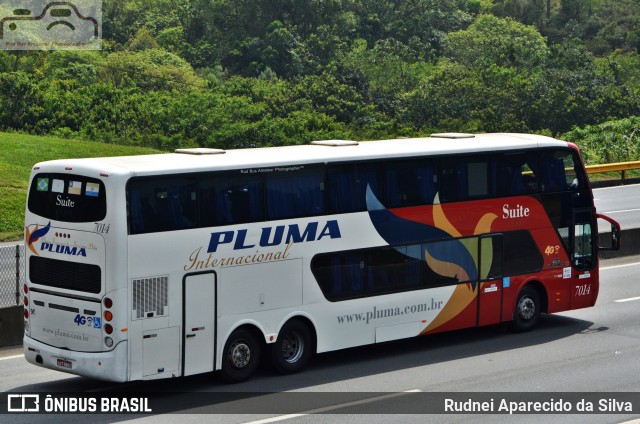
[{"left": 23, "top": 336, "right": 128, "bottom": 382}]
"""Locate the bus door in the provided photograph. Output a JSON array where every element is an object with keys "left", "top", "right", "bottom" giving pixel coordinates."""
[
  {"left": 477, "top": 234, "right": 504, "bottom": 326},
  {"left": 182, "top": 271, "right": 217, "bottom": 376},
  {"left": 569, "top": 209, "right": 597, "bottom": 309}
]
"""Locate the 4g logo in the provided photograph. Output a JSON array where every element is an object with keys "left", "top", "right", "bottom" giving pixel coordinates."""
[
  {"left": 74, "top": 314, "right": 101, "bottom": 329},
  {"left": 544, "top": 245, "right": 561, "bottom": 256},
  {"left": 74, "top": 314, "right": 86, "bottom": 326}
]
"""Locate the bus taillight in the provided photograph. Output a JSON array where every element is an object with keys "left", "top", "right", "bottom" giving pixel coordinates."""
[
  {"left": 23, "top": 284, "right": 29, "bottom": 321},
  {"left": 103, "top": 296, "right": 114, "bottom": 346}
]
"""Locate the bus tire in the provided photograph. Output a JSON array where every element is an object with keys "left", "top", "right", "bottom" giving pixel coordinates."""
[
  {"left": 221, "top": 328, "right": 261, "bottom": 383},
  {"left": 271, "top": 320, "right": 313, "bottom": 374},
  {"left": 511, "top": 286, "right": 541, "bottom": 332}
]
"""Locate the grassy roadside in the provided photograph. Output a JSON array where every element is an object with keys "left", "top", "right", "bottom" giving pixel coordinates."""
[{"left": 0, "top": 132, "right": 160, "bottom": 241}]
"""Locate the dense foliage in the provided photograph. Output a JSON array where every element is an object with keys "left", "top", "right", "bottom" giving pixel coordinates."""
[{"left": 1, "top": 0, "right": 640, "bottom": 159}]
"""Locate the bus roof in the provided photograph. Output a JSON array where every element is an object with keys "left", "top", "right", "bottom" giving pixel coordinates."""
[{"left": 34, "top": 133, "right": 570, "bottom": 177}]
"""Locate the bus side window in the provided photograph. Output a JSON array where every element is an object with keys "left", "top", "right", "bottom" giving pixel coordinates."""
[
  {"left": 367, "top": 248, "right": 423, "bottom": 291},
  {"left": 573, "top": 211, "right": 595, "bottom": 270},
  {"left": 439, "top": 158, "right": 489, "bottom": 203},
  {"left": 384, "top": 160, "right": 436, "bottom": 208},
  {"left": 160, "top": 182, "right": 197, "bottom": 231},
  {"left": 574, "top": 222, "right": 593, "bottom": 269},
  {"left": 540, "top": 149, "right": 584, "bottom": 193},
  {"left": 199, "top": 173, "right": 264, "bottom": 226},
  {"left": 129, "top": 194, "right": 148, "bottom": 234},
  {"left": 329, "top": 254, "right": 365, "bottom": 298},
  {"left": 495, "top": 153, "right": 539, "bottom": 197},
  {"left": 129, "top": 177, "right": 197, "bottom": 234},
  {"left": 439, "top": 161, "right": 466, "bottom": 203},
  {"left": 327, "top": 164, "right": 381, "bottom": 213},
  {"left": 502, "top": 231, "right": 544, "bottom": 276},
  {"left": 480, "top": 234, "right": 503, "bottom": 281},
  {"left": 265, "top": 169, "right": 324, "bottom": 220}
]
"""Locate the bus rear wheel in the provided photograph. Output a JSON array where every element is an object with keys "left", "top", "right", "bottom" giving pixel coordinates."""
[
  {"left": 221, "top": 328, "right": 261, "bottom": 383},
  {"left": 511, "top": 286, "right": 541, "bottom": 332},
  {"left": 271, "top": 320, "right": 313, "bottom": 374}
]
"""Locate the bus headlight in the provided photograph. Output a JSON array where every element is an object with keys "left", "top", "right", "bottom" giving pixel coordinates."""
[{"left": 104, "top": 337, "right": 113, "bottom": 348}]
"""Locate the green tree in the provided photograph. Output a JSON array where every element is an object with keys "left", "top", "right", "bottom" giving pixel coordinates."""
[
  {"left": 390, "top": 0, "right": 472, "bottom": 50},
  {"left": 293, "top": 73, "right": 376, "bottom": 124},
  {"left": 445, "top": 14, "right": 549, "bottom": 71},
  {"left": 0, "top": 72, "right": 41, "bottom": 131},
  {"left": 398, "top": 15, "right": 550, "bottom": 133},
  {"left": 100, "top": 48, "right": 205, "bottom": 90},
  {"left": 526, "top": 42, "right": 621, "bottom": 134},
  {"left": 562, "top": 117, "right": 640, "bottom": 164},
  {"left": 340, "top": 38, "right": 432, "bottom": 116},
  {"left": 128, "top": 27, "right": 159, "bottom": 51},
  {"left": 491, "top": 0, "right": 545, "bottom": 26}
]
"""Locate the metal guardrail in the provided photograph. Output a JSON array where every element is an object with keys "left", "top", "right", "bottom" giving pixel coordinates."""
[
  {"left": 585, "top": 161, "right": 640, "bottom": 179},
  {"left": 0, "top": 245, "right": 25, "bottom": 308}
]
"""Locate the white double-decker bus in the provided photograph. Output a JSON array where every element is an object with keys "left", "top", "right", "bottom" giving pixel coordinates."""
[{"left": 23, "top": 133, "right": 619, "bottom": 382}]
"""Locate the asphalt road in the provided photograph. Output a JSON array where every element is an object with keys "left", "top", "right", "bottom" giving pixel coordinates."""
[
  {"left": 2, "top": 255, "right": 640, "bottom": 424},
  {"left": 594, "top": 184, "right": 640, "bottom": 232}
]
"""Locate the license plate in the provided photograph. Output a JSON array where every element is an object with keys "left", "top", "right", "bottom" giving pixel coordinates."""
[{"left": 57, "top": 358, "right": 73, "bottom": 369}]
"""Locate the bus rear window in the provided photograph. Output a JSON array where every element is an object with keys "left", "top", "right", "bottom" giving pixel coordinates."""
[{"left": 28, "top": 173, "right": 107, "bottom": 222}]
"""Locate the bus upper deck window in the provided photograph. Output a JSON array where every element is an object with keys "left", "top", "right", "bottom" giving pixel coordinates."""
[{"left": 539, "top": 149, "right": 585, "bottom": 193}]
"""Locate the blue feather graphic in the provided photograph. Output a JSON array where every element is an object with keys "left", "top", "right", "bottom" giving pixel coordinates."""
[
  {"left": 365, "top": 186, "right": 478, "bottom": 286},
  {"left": 28, "top": 222, "right": 51, "bottom": 246}
]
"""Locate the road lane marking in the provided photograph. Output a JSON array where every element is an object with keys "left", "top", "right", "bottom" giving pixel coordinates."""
[
  {"left": 243, "top": 389, "right": 422, "bottom": 424},
  {"left": 601, "top": 261, "right": 640, "bottom": 271},
  {"left": 0, "top": 354, "right": 23, "bottom": 361},
  {"left": 594, "top": 183, "right": 640, "bottom": 191},
  {"left": 602, "top": 208, "right": 640, "bottom": 214},
  {"left": 615, "top": 296, "right": 640, "bottom": 303},
  {"left": 244, "top": 413, "right": 304, "bottom": 423}
]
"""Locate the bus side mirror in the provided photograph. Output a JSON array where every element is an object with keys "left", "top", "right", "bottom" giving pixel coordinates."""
[{"left": 597, "top": 214, "right": 621, "bottom": 251}]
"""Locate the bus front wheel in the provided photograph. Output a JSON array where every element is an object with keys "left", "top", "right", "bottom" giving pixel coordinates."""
[
  {"left": 221, "top": 328, "right": 261, "bottom": 383},
  {"left": 271, "top": 320, "right": 313, "bottom": 374},
  {"left": 511, "top": 286, "right": 541, "bottom": 332}
]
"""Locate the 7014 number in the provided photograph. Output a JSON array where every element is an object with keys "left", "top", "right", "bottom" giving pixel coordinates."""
[
  {"left": 575, "top": 284, "right": 591, "bottom": 297},
  {"left": 94, "top": 223, "right": 110, "bottom": 234}
]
